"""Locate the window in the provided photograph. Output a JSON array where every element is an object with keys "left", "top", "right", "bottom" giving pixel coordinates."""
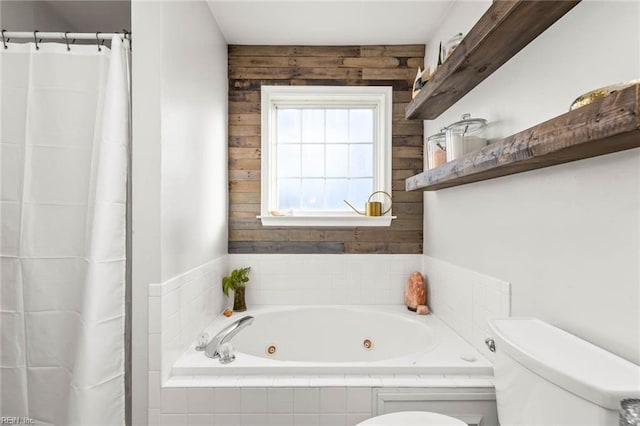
[{"left": 260, "top": 85, "right": 394, "bottom": 227}]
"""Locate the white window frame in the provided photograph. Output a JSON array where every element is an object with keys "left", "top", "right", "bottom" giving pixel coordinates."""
[{"left": 259, "top": 85, "right": 395, "bottom": 227}]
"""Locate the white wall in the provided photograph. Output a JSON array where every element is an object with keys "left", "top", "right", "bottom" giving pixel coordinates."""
[
  {"left": 132, "top": 1, "right": 228, "bottom": 424},
  {"left": 423, "top": 1, "right": 640, "bottom": 364},
  {"left": 0, "top": 1, "right": 72, "bottom": 31},
  {"left": 159, "top": 1, "right": 228, "bottom": 281}
]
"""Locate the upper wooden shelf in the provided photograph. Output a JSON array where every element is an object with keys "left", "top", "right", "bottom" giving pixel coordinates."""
[
  {"left": 405, "top": 0, "right": 581, "bottom": 120},
  {"left": 406, "top": 84, "right": 640, "bottom": 191}
]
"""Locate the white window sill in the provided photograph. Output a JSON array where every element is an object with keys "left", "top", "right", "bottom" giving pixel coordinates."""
[{"left": 257, "top": 215, "right": 396, "bottom": 227}]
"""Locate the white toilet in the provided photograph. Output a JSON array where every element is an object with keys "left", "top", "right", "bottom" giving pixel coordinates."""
[
  {"left": 357, "top": 411, "right": 466, "bottom": 425},
  {"left": 358, "top": 317, "right": 640, "bottom": 426}
]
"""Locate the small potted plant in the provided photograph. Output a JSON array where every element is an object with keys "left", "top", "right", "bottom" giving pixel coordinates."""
[{"left": 222, "top": 267, "right": 251, "bottom": 312}]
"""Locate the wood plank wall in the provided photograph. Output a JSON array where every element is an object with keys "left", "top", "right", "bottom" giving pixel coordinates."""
[{"left": 228, "top": 45, "right": 424, "bottom": 254}]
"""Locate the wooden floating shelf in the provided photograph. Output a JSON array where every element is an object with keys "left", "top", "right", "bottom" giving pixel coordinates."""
[
  {"left": 406, "top": 84, "right": 640, "bottom": 191},
  {"left": 405, "top": 0, "right": 581, "bottom": 120}
]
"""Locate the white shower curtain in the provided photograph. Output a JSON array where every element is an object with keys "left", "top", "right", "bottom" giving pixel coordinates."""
[{"left": 1, "top": 36, "right": 130, "bottom": 426}]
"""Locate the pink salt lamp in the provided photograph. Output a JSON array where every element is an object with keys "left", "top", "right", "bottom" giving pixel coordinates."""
[{"left": 404, "top": 271, "right": 429, "bottom": 315}]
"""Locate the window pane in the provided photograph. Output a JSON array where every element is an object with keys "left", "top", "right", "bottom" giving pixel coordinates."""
[
  {"left": 278, "top": 179, "right": 300, "bottom": 210},
  {"left": 348, "top": 178, "right": 373, "bottom": 208},
  {"left": 301, "top": 145, "right": 324, "bottom": 177},
  {"left": 326, "top": 144, "right": 348, "bottom": 177},
  {"left": 302, "top": 109, "right": 325, "bottom": 143},
  {"left": 277, "top": 145, "right": 300, "bottom": 178},
  {"left": 325, "top": 109, "right": 348, "bottom": 143},
  {"left": 301, "top": 179, "right": 324, "bottom": 210},
  {"left": 264, "top": 87, "right": 393, "bottom": 220},
  {"left": 277, "top": 109, "right": 300, "bottom": 143},
  {"left": 326, "top": 179, "right": 349, "bottom": 210},
  {"left": 349, "top": 144, "right": 373, "bottom": 177},
  {"left": 349, "top": 109, "right": 374, "bottom": 142}
]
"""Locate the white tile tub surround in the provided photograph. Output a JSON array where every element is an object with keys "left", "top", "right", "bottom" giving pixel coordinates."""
[
  {"left": 152, "top": 378, "right": 496, "bottom": 426},
  {"left": 423, "top": 255, "right": 511, "bottom": 360},
  {"left": 153, "top": 386, "right": 369, "bottom": 425},
  {"left": 228, "top": 254, "right": 423, "bottom": 306},
  {"left": 148, "top": 254, "right": 500, "bottom": 424},
  {"left": 148, "top": 255, "right": 229, "bottom": 383}
]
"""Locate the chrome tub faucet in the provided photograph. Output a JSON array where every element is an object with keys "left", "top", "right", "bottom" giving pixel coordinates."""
[{"left": 204, "top": 315, "right": 254, "bottom": 361}]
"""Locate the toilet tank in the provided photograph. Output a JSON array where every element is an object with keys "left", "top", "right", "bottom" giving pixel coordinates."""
[{"left": 488, "top": 318, "right": 640, "bottom": 426}]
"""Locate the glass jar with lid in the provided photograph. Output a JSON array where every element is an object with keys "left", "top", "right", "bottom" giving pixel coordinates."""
[
  {"left": 426, "top": 129, "right": 447, "bottom": 170},
  {"left": 445, "top": 113, "right": 487, "bottom": 162},
  {"left": 444, "top": 33, "right": 464, "bottom": 60}
]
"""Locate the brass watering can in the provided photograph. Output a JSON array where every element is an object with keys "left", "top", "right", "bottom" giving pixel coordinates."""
[{"left": 344, "top": 191, "right": 393, "bottom": 216}]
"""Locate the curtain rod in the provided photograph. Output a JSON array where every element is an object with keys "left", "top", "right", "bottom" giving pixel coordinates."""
[{"left": 2, "top": 31, "right": 130, "bottom": 42}]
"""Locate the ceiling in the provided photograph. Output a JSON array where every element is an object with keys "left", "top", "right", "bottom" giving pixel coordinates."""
[
  {"left": 206, "top": 1, "right": 455, "bottom": 45},
  {"left": 2, "top": 0, "right": 452, "bottom": 45}
]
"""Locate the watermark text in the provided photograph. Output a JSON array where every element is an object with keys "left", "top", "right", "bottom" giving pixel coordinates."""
[{"left": 0, "top": 417, "right": 35, "bottom": 425}]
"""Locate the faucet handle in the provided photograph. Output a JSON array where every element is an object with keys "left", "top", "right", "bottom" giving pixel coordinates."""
[
  {"left": 218, "top": 342, "right": 236, "bottom": 364},
  {"left": 195, "top": 332, "right": 209, "bottom": 351}
]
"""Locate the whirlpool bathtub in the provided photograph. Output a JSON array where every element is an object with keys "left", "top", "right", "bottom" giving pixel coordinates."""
[{"left": 171, "top": 306, "right": 492, "bottom": 377}]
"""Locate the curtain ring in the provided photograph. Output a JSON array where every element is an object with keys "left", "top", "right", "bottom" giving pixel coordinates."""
[
  {"left": 33, "top": 30, "right": 39, "bottom": 50},
  {"left": 64, "top": 31, "right": 71, "bottom": 51},
  {"left": 2, "top": 29, "right": 7, "bottom": 49},
  {"left": 96, "top": 32, "right": 101, "bottom": 52},
  {"left": 122, "top": 29, "right": 131, "bottom": 50}
]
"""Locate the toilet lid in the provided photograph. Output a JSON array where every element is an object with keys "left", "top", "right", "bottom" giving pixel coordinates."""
[{"left": 357, "top": 411, "right": 467, "bottom": 426}]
